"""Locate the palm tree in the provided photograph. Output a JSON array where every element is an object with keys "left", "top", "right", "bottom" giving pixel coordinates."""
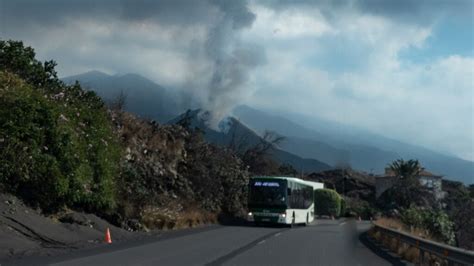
[
  {"left": 378, "top": 159, "right": 434, "bottom": 209},
  {"left": 388, "top": 159, "right": 424, "bottom": 180}
]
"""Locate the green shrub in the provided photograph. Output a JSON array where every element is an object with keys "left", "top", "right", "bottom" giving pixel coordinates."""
[
  {"left": 425, "top": 210, "right": 455, "bottom": 245},
  {"left": 400, "top": 206, "right": 428, "bottom": 228},
  {"left": 346, "top": 198, "right": 376, "bottom": 219},
  {"left": 314, "top": 189, "right": 342, "bottom": 217},
  {"left": 401, "top": 206, "right": 455, "bottom": 245},
  {"left": 340, "top": 197, "right": 346, "bottom": 217},
  {"left": 0, "top": 40, "right": 121, "bottom": 213}
]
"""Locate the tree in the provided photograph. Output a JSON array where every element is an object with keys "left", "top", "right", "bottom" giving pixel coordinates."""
[
  {"left": 241, "top": 130, "right": 286, "bottom": 175},
  {"left": 378, "top": 159, "right": 435, "bottom": 210},
  {"left": 278, "top": 163, "right": 298, "bottom": 176},
  {"left": 111, "top": 90, "right": 128, "bottom": 111},
  {"left": 442, "top": 180, "right": 474, "bottom": 248},
  {"left": 0, "top": 40, "right": 61, "bottom": 90},
  {"left": 388, "top": 159, "right": 423, "bottom": 181},
  {"left": 227, "top": 120, "right": 253, "bottom": 155}
]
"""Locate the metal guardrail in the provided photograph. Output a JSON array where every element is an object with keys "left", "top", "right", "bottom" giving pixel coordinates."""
[{"left": 373, "top": 223, "right": 474, "bottom": 265}]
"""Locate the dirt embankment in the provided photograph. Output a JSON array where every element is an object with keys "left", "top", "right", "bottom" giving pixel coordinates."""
[{"left": 0, "top": 193, "right": 134, "bottom": 261}]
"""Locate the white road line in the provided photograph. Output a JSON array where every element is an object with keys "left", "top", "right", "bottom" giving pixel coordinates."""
[
  {"left": 257, "top": 240, "right": 266, "bottom": 245},
  {"left": 274, "top": 232, "right": 281, "bottom": 237},
  {"left": 339, "top": 222, "right": 346, "bottom": 226}
]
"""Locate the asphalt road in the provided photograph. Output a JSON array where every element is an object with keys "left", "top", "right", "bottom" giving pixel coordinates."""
[{"left": 34, "top": 219, "right": 393, "bottom": 266}]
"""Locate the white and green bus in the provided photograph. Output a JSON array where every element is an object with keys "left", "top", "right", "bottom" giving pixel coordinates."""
[{"left": 247, "top": 176, "right": 324, "bottom": 226}]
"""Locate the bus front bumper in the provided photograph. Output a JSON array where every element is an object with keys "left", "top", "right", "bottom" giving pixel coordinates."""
[{"left": 247, "top": 212, "right": 288, "bottom": 224}]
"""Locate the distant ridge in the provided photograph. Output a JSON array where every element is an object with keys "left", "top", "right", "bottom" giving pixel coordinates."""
[
  {"left": 169, "top": 109, "right": 332, "bottom": 173},
  {"left": 234, "top": 105, "right": 474, "bottom": 184},
  {"left": 62, "top": 71, "right": 183, "bottom": 123}
]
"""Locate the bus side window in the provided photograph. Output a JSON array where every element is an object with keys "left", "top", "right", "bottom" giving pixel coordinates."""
[{"left": 287, "top": 188, "right": 292, "bottom": 196}]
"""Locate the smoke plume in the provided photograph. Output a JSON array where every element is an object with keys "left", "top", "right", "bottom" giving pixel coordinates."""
[{"left": 197, "top": 0, "right": 265, "bottom": 129}]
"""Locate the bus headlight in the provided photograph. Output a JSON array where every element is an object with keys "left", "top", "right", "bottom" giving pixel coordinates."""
[
  {"left": 280, "top": 213, "right": 286, "bottom": 218},
  {"left": 248, "top": 212, "right": 253, "bottom": 216}
]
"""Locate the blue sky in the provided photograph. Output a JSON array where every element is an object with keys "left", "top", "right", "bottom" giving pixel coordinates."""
[
  {"left": 400, "top": 17, "right": 473, "bottom": 62},
  {"left": 0, "top": 0, "right": 473, "bottom": 161}
]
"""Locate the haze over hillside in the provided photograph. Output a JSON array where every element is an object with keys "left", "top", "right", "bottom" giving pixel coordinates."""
[
  {"left": 63, "top": 72, "right": 473, "bottom": 184},
  {"left": 63, "top": 71, "right": 186, "bottom": 123},
  {"left": 169, "top": 109, "right": 332, "bottom": 173},
  {"left": 234, "top": 105, "right": 474, "bottom": 183}
]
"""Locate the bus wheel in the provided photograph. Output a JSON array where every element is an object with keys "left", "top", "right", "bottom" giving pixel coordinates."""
[
  {"left": 290, "top": 212, "right": 295, "bottom": 228},
  {"left": 304, "top": 213, "right": 309, "bottom": 226}
]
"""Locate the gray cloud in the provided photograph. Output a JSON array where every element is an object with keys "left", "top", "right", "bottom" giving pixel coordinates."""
[
  {"left": 119, "top": 0, "right": 217, "bottom": 26},
  {"left": 0, "top": 0, "right": 213, "bottom": 27},
  {"left": 258, "top": 0, "right": 473, "bottom": 25},
  {"left": 0, "top": 0, "right": 471, "bottom": 160},
  {"left": 0, "top": 0, "right": 264, "bottom": 128}
]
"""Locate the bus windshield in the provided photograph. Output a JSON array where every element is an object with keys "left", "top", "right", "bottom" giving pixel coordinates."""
[{"left": 248, "top": 179, "right": 287, "bottom": 208}]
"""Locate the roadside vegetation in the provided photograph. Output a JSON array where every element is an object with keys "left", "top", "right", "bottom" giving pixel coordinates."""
[
  {"left": 370, "top": 159, "right": 473, "bottom": 251},
  {"left": 0, "top": 40, "right": 121, "bottom": 214},
  {"left": 307, "top": 160, "right": 472, "bottom": 250}
]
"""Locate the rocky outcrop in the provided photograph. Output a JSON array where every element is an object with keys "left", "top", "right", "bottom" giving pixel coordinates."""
[{"left": 111, "top": 111, "right": 249, "bottom": 230}]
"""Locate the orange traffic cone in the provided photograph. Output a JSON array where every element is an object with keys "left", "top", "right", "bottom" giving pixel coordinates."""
[{"left": 105, "top": 228, "right": 112, "bottom": 244}]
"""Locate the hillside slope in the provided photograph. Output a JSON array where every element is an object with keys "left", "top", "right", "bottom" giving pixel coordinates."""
[
  {"left": 169, "top": 110, "right": 332, "bottom": 173},
  {"left": 62, "top": 71, "right": 183, "bottom": 122},
  {"left": 234, "top": 105, "right": 473, "bottom": 183}
]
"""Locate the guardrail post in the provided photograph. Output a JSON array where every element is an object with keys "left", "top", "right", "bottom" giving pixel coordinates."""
[
  {"left": 419, "top": 249, "right": 424, "bottom": 265},
  {"left": 396, "top": 235, "right": 400, "bottom": 254},
  {"left": 444, "top": 249, "right": 453, "bottom": 266}
]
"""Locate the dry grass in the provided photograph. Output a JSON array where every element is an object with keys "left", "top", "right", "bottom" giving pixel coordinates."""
[
  {"left": 401, "top": 246, "right": 419, "bottom": 262},
  {"left": 374, "top": 217, "right": 404, "bottom": 230},
  {"left": 375, "top": 217, "right": 432, "bottom": 240},
  {"left": 174, "top": 208, "right": 218, "bottom": 229},
  {"left": 369, "top": 226, "right": 421, "bottom": 263},
  {"left": 370, "top": 218, "right": 447, "bottom": 265},
  {"left": 140, "top": 204, "right": 218, "bottom": 231}
]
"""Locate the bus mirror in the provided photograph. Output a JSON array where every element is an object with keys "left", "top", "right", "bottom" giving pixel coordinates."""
[{"left": 287, "top": 188, "right": 291, "bottom": 196}]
